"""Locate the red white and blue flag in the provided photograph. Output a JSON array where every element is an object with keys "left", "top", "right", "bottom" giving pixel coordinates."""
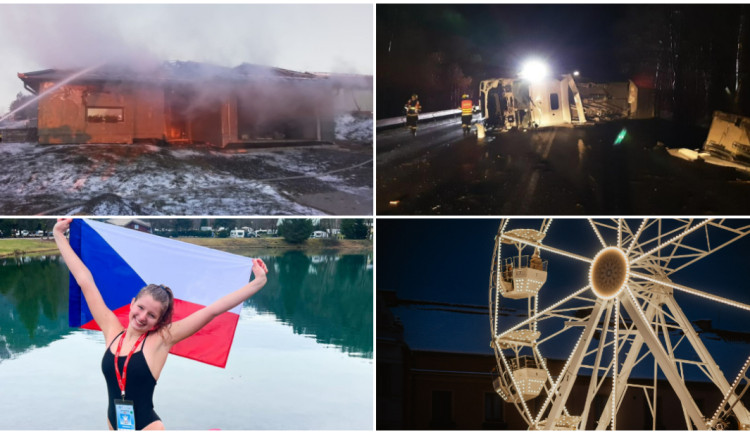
[{"left": 68, "top": 219, "right": 254, "bottom": 368}]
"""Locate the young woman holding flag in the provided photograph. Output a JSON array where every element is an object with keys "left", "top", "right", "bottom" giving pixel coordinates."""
[{"left": 53, "top": 218, "right": 268, "bottom": 430}]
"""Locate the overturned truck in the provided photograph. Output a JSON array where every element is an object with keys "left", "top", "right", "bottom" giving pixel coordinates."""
[
  {"left": 703, "top": 111, "right": 750, "bottom": 164},
  {"left": 18, "top": 62, "right": 372, "bottom": 147},
  {"left": 479, "top": 75, "right": 654, "bottom": 131}
]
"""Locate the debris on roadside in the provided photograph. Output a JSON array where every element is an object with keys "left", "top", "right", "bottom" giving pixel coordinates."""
[{"left": 667, "top": 111, "right": 750, "bottom": 175}]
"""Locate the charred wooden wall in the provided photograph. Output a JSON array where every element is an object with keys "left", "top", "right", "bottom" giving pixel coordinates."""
[
  {"left": 0, "top": 128, "right": 38, "bottom": 143},
  {"left": 36, "top": 82, "right": 165, "bottom": 144},
  {"left": 235, "top": 84, "right": 335, "bottom": 143},
  {"left": 34, "top": 79, "right": 338, "bottom": 146}
]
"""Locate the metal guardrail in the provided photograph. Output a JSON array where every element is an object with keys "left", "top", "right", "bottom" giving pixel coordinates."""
[{"left": 376, "top": 108, "right": 462, "bottom": 129}]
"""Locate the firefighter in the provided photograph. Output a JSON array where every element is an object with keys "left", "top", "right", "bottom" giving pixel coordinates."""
[
  {"left": 460, "top": 93, "right": 473, "bottom": 135},
  {"left": 404, "top": 94, "right": 421, "bottom": 136}
]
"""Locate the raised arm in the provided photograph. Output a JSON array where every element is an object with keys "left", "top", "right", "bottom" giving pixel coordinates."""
[
  {"left": 166, "top": 258, "right": 268, "bottom": 346},
  {"left": 53, "top": 218, "right": 122, "bottom": 339}
]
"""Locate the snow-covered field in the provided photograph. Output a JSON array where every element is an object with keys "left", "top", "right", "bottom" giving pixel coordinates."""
[
  {"left": 0, "top": 116, "right": 372, "bottom": 216},
  {"left": 335, "top": 113, "right": 373, "bottom": 143}
]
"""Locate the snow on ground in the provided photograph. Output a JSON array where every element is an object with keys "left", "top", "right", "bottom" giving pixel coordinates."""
[
  {"left": 0, "top": 139, "right": 372, "bottom": 215},
  {"left": 335, "top": 113, "right": 372, "bottom": 143}
]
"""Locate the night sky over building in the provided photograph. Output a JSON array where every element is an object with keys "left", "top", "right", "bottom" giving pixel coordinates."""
[{"left": 378, "top": 218, "right": 750, "bottom": 380}]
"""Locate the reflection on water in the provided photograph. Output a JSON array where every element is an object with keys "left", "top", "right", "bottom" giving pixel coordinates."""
[
  {"left": 248, "top": 251, "right": 374, "bottom": 358},
  {"left": 0, "top": 256, "right": 70, "bottom": 360},
  {"left": 0, "top": 252, "right": 373, "bottom": 361},
  {"left": 0, "top": 252, "right": 373, "bottom": 429}
]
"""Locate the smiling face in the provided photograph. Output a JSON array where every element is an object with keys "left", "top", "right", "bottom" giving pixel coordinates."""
[{"left": 129, "top": 294, "right": 164, "bottom": 333}]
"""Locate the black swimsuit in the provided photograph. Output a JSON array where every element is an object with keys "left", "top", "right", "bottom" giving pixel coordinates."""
[{"left": 101, "top": 331, "right": 161, "bottom": 430}]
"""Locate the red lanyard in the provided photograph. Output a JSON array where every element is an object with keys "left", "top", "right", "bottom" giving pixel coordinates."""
[{"left": 114, "top": 331, "right": 147, "bottom": 399}]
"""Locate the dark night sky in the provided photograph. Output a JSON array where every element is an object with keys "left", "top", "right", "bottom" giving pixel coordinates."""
[
  {"left": 378, "top": 4, "right": 626, "bottom": 78},
  {"left": 377, "top": 4, "right": 749, "bottom": 120},
  {"left": 378, "top": 218, "right": 750, "bottom": 379}
]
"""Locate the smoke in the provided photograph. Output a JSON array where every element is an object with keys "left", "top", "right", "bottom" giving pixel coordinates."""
[
  {"left": 1, "top": 5, "right": 161, "bottom": 71},
  {"left": 0, "top": 4, "right": 371, "bottom": 73},
  {"left": 0, "top": 4, "right": 372, "bottom": 115}
]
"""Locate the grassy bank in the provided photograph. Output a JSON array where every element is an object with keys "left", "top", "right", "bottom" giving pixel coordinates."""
[
  {"left": 176, "top": 237, "right": 372, "bottom": 253},
  {"left": 0, "top": 237, "right": 372, "bottom": 259},
  {"left": 0, "top": 238, "right": 59, "bottom": 258}
]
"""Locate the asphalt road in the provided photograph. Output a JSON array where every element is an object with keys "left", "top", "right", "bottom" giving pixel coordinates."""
[{"left": 377, "top": 119, "right": 750, "bottom": 215}]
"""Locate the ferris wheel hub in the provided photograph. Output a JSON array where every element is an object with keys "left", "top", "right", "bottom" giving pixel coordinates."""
[{"left": 589, "top": 247, "right": 629, "bottom": 300}]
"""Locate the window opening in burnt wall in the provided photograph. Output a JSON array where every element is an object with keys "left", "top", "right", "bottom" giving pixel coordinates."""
[{"left": 86, "top": 107, "right": 124, "bottom": 123}]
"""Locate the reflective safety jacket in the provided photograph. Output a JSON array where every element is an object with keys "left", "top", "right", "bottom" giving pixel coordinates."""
[
  {"left": 461, "top": 98, "right": 473, "bottom": 116},
  {"left": 405, "top": 99, "right": 421, "bottom": 115}
]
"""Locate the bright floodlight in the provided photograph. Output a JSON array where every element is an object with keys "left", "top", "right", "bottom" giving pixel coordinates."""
[{"left": 519, "top": 60, "right": 549, "bottom": 82}]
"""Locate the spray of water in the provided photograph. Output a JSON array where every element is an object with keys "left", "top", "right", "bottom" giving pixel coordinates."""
[{"left": 0, "top": 63, "right": 103, "bottom": 123}]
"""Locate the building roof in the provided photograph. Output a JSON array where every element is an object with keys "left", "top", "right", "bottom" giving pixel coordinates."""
[
  {"left": 17, "top": 61, "right": 340, "bottom": 89},
  {"left": 105, "top": 218, "right": 151, "bottom": 228},
  {"left": 312, "top": 72, "right": 373, "bottom": 89}
]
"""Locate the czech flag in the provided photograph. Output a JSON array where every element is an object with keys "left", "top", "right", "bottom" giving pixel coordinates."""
[{"left": 68, "top": 219, "right": 254, "bottom": 368}]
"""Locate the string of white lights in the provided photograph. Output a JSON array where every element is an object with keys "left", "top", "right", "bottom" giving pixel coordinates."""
[
  {"left": 630, "top": 271, "right": 750, "bottom": 312},
  {"left": 542, "top": 219, "right": 553, "bottom": 236},
  {"left": 495, "top": 220, "right": 511, "bottom": 334},
  {"left": 631, "top": 219, "right": 711, "bottom": 264},
  {"left": 617, "top": 219, "right": 622, "bottom": 249},
  {"left": 500, "top": 234, "right": 593, "bottom": 264},
  {"left": 533, "top": 345, "right": 571, "bottom": 418},
  {"left": 625, "top": 218, "right": 649, "bottom": 257},
  {"left": 498, "top": 347, "right": 535, "bottom": 426},
  {"left": 589, "top": 218, "right": 607, "bottom": 248},
  {"left": 498, "top": 286, "right": 591, "bottom": 338},
  {"left": 709, "top": 353, "right": 750, "bottom": 428},
  {"left": 491, "top": 347, "right": 510, "bottom": 402},
  {"left": 612, "top": 297, "right": 620, "bottom": 430},
  {"left": 535, "top": 325, "right": 589, "bottom": 426},
  {"left": 623, "top": 285, "right": 707, "bottom": 431},
  {"left": 495, "top": 237, "right": 501, "bottom": 333}
]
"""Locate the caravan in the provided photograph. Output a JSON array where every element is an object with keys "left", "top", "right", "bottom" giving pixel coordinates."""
[
  {"left": 479, "top": 73, "right": 655, "bottom": 132},
  {"left": 479, "top": 74, "right": 586, "bottom": 132}
]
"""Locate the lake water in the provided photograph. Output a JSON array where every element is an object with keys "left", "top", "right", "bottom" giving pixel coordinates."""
[{"left": 0, "top": 251, "right": 373, "bottom": 430}]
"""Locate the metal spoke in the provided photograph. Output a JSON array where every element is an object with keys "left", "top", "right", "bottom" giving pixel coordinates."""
[
  {"left": 630, "top": 270, "right": 750, "bottom": 312},
  {"left": 631, "top": 219, "right": 711, "bottom": 264},
  {"left": 500, "top": 234, "right": 593, "bottom": 264},
  {"left": 496, "top": 285, "right": 591, "bottom": 338}
]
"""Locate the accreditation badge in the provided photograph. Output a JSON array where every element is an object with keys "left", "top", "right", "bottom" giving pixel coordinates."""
[{"left": 114, "top": 399, "right": 136, "bottom": 430}]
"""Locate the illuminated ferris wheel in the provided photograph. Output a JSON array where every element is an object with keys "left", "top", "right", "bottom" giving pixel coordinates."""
[{"left": 489, "top": 218, "right": 750, "bottom": 430}]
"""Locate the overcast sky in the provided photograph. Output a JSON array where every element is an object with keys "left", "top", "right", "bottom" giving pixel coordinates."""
[{"left": 0, "top": 3, "right": 373, "bottom": 116}]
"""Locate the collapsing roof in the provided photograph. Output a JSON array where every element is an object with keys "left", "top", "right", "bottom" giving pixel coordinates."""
[
  {"left": 19, "top": 61, "right": 328, "bottom": 89},
  {"left": 16, "top": 61, "right": 372, "bottom": 146}
]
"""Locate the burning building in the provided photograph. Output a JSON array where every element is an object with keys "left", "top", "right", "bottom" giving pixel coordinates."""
[{"left": 17, "top": 61, "right": 372, "bottom": 147}]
